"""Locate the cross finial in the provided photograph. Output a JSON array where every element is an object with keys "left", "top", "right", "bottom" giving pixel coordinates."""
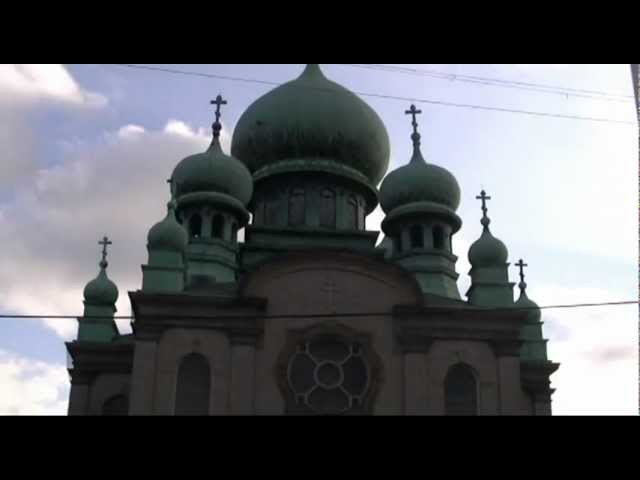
[
  {"left": 210, "top": 94, "right": 227, "bottom": 139},
  {"left": 476, "top": 190, "right": 492, "bottom": 229},
  {"left": 516, "top": 259, "right": 528, "bottom": 285},
  {"left": 405, "top": 104, "right": 422, "bottom": 136},
  {"left": 98, "top": 236, "right": 112, "bottom": 269}
]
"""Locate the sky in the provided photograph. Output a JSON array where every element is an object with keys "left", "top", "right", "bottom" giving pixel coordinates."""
[{"left": 0, "top": 64, "right": 637, "bottom": 416}]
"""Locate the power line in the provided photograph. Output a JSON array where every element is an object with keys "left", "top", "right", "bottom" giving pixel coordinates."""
[
  {"left": 110, "top": 64, "right": 636, "bottom": 126},
  {"left": 2, "top": 300, "right": 637, "bottom": 321},
  {"left": 342, "top": 64, "right": 634, "bottom": 102}
]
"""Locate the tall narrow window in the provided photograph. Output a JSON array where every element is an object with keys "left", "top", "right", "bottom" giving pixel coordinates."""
[
  {"left": 254, "top": 197, "right": 265, "bottom": 226},
  {"left": 346, "top": 195, "right": 358, "bottom": 230},
  {"left": 433, "top": 226, "right": 445, "bottom": 250},
  {"left": 175, "top": 353, "right": 211, "bottom": 416},
  {"left": 189, "top": 214, "right": 202, "bottom": 239},
  {"left": 393, "top": 236, "right": 402, "bottom": 255},
  {"left": 102, "top": 395, "right": 128, "bottom": 416},
  {"left": 445, "top": 364, "right": 478, "bottom": 416},
  {"left": 410, "top": 225, "right": 424, "bottom": 249},
  {"left": 320, "top": 189, "right": 336, "bottom": 228},
  {"left": 212, "top": 214, "right": 225, "bottom": 239},
  {"left": 266, "top": 192, "right": 280, "bottom": 226},
  {"left": 231, "top": 222, "right": 238, "bottom": 244},
  {"left": 289, "top": 189, "right": 306, "bottom": 227}
]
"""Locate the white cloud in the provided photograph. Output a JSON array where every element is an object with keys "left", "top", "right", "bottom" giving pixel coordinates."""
[
  {"left": 117, "top": 125, "right": 146, "bottom": 139},
  {"left": 0, "top": 120, "right": 221, "bottom": 341},
  {"left": 0, "top": 64, "right": 107, "bottom": 108},
  {"left": 536, "top": 284, "right": 638, "bottom": 415},
  {"left": 0, "top": 65, "right": 108, "bottom": 188},
  {"left": 0, "top": 350, "right": 68, "bottom": 416}
]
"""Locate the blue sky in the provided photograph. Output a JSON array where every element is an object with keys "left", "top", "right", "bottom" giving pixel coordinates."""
[{"left": 0, "top": 64, "right": 637, "bottom": 415}]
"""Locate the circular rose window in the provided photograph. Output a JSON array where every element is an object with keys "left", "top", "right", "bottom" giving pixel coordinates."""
[{"left": 287, "top": 336, "right": 371, "bottom": 415}]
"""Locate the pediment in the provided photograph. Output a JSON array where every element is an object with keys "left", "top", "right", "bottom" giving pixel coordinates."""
[{"left": 241, "top": 251, "right": 423, "bottom": 317}]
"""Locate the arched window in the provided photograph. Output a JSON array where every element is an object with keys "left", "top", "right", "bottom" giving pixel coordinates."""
[
  {"left": 359, "top": 199, "right": 366, "bottom": 231},
  {"left": 433, "top": 226, "right": 445, "bottom": 250},
  {"left": 265, "top": 191, "right": 280, "bottom": 226},
  {"left": 253, "top": 197, "right": 265, "bottom": 226},
  {"left": 189, "top": 214, "right": 202, "bottom": 239},
  {"left": 175, "top": 353, "right": 211, "bottom": 416},
  {"left": 320, "top": 189, "right": 336, "bottom": 228},
  {"left": 102, "top": 395, "right": 128, "bottom": 416},
  {"left": 231, "top": 222, "right": 238, "bottom": 244},
  {"left": 289, "top": 189, "right": 306, "bottom": 227},
  {"left": 445, "top": 364, "right": 478, "bottom": 416},
  {"left": 212, "top": 214, "right": 225, "bottom": 239},
  {"left": 410, "top": 225, "right": 424, "bottom": 249},
  {"left": 393, "top": 236, "right": 402, "bottom": 255},
  {"left": 346, "top": 195, "right": 358, "bottom": 230}
]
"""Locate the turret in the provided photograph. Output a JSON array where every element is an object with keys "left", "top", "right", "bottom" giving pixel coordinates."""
[
  {"left": 379, "top": 105, "right": 462, "bottom": 299},
  {"left": 466, "top": 190, "right": 515, "bottom": 307},
  {"left": 142, "top": 183, "right": 189, "bottom": 293},
  {"left": 171, "top": 94, "right": 253, "bottom": 286},
  {"left": 78, "top": 236, "right": 119, "bottom": 342},
  {"left": 515, "top": 259, "right": 548, "bottom": 362}
]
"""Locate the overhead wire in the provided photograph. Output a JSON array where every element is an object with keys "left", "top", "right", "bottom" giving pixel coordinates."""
[{"left": 110, "top": 64, "right": 636, "bottom": 126}]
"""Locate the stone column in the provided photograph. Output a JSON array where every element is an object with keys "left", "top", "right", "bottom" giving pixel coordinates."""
[
  {"left": 68, "top": 378, "right": 91, "bottom": 416},
  {"left": 129, "top": 340, "right": 158, "bottom": 416},
  {"left": 404, "top": 353, "right": 428, "bottom": 415},
  {"left": 493, "top": 341, "right": 528, "bottom": 415},
  {"left": 230, "top": 343, "right": 256, "bottom": 415}
]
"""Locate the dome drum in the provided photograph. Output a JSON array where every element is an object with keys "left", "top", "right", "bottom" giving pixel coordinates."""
[
  {"left": 381, "top": 202, "right": 462, "bottom": 235},
  {"left": 177, "top": 192, "right": 251, "bottom": 227}
]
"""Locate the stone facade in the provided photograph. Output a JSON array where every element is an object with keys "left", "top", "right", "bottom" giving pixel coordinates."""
[
  {"left": 68, "top": 252, "right": 557, "bottom": 415},
  {"left": 66, "top": 64, "right": 559, "bottom": 416}
]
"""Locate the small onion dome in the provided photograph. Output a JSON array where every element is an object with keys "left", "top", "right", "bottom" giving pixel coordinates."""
[
  {"left": 515, "top": 287, "right": 542, "bottom": 324},
  {"left": 379, "top": 145, "right": 460, "bottom": 215},
  {"left": 468, "top": 191, "right": 508, "bottom": 268},
  {"left": 380, "top": 105, "right": 460, "bottom": 215},
  {"left": 468, "top": 219, "right": 509, "bottom": 268},
  {"left": 172, "top": 136, "right": 253, "bottom": 207},
  {"left": 84, "top": 262, "right": 119, "bottom": 306},
  {"left": 231, "top": 64, "right": 391, "bottom": 186},
  {"left": 148, "top": 200, "right": 188, "bottom": 252}
]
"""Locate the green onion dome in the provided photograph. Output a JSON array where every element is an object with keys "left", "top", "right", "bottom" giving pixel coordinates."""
[
  {"left": 148, "top": 199, "right": 188, "bottom": 252},
  {"left": 231, "top": 64, "right": 390, "bottom": 186},
  {"left": 379, "top": 133, "right": 460, "bottom": 215},
  {"left": 84, "top": 261, "right": 119, "bottom": 306},
  {"left": 468, "top": 216, "right": 509, "bottom": 268},
  {"left": 172, "top": 135, "right": 253, "bottom": 207}
]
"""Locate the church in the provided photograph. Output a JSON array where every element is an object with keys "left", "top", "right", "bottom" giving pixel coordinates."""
[{"left": 66, "top": 64, "right": 559, "bottom": 416}]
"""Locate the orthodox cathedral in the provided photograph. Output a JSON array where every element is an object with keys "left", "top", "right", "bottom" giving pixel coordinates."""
[{"left": 66, "top": 64, "right": 558, "bottom": 416}]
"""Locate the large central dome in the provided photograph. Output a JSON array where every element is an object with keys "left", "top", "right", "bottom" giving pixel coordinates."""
[{"left": 231, "top": 64, "right": 390, "bottom": 186}]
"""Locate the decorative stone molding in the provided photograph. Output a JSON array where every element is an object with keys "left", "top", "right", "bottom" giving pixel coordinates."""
[
  {"left": 521, "top": 360, "right": 560, "bottom": 397},
  {"left": 394, "top": 305, "right": 525, "bottom": 356},
  {"left": 129, "top": 291, "right": 266, "bottom": 345}
]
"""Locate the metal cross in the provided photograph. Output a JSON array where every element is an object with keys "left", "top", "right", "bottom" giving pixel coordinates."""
[
  {"left": 211, "top": 94, "right": 227, "bottom": 125},
  {"left": 99, "top": 236, "right": 112, "bottom": 264},
  {"left": 405, "top": 104, "right": 422, "bottom": 135},
  {"left": 476, "top": 190, "right": 492, "bottom": 217},
  {"left": 515, "top": 259, "right": 528, "bottom": 284}
]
